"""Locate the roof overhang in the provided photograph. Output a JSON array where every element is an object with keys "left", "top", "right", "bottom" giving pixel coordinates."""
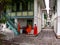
[
  {"left": 38, "top": 0, "right": 46, "bottom": 9},
  {"left": 42, "top": 9, "right": 47, "bottom": 15}
]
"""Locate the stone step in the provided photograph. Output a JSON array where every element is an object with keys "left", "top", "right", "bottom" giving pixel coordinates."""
[
  {"left": 25, "top": 34, "right": 35, "bottom": 37},
  {"left": 42, "top": 29, "right": 53, "bottom": 31},
  {"left": 20, "top": 43, "right": 35, "bottom": 45}
]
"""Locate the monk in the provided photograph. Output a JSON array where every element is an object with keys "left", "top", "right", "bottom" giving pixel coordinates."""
[
  {"left": 34, "top": 24, "right": 37, "bottom": 35},
  {"left": 18, "top": 22, "right": 20, "bottom": 34},
  {"left": 26, "top": 25, "right": 32, "bottom": 34}
]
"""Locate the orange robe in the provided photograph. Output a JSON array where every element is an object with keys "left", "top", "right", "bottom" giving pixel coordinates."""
[
  {"left": 26, "top": 25, "right": 32, "bottom": 33},
  {"left": 18, "top": 23, "right": 20, "bottom": 32},
  {"left": 34, "top": 25, "right": 37, "bottom": 35}
]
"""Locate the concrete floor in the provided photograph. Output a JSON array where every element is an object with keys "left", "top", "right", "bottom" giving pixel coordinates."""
[{"left": 1, "top": 29, "right": 60, "bottom": 45}]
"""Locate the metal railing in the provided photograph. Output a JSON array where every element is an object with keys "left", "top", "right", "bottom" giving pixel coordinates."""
[{"left": 2, "top": 13, "right": 19, "bottom": 35}]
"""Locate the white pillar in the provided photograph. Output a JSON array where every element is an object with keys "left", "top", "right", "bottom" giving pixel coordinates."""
[
  {"left": 56, "top": 0, "right": 60, "bottom": 38},
  {"left": 34, "top": 0, "right": 42, "bottom": 33},
  {"left": 37, "top": 4, "right": 42, "bottom": 33},
  {"left": 15, "top": 18, "right": 18, "bottom": 26},
  {"left": 34, "top": 0, "right": 38, "bottom": 25},
  {"left": 42, "top": 13, "right": 44, "bottom": 28}
]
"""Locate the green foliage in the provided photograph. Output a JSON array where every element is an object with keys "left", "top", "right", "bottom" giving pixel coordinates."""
[
  {"left": 0, "top": 0, "right": 12, "bottom": 4},
  {"left": 0, "top": 0, "right": 12, "bottom": 11},
  {"left": 0, "top": 16, "right": 7, "bottom": 23},
  {"left": 44, "top": 14, "right": 47, "bottom": 20}
]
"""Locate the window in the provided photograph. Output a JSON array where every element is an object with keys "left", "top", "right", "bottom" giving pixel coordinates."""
[
  {"left": 16, "top": 2, "right": 20, "bottom": 11},
  {"left": 28, "top": 2, "right": 30, "bottom": 10},
  {"left": 11, "top": 0, "right": 34, "bottom": 11},
  {"left": 12, "top": 3, "right": 16, "bottom": 12},
  {"left": 22, "top": 2, "right": 28, "bottom": 11},
  {"left": 31, "top": 3, "right": 34, "bottom": 10},
  {"left": 20, "top": 2, "right": 22, "bottom": 11},
  {"left": 20, "top": 0, "right": 34, "bottom": 11}
]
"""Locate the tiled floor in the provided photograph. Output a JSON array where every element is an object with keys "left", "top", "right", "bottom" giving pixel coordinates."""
[{"left": 1, "top": 29, "right": 60, "bottom": 45}]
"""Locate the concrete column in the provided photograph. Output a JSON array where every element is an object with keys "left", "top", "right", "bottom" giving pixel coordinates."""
[
  {"left": 37, "top": 3, "right": 42, "bottom": 33},
  {"left": 54, "top": 12, "right": 57, "bottom": 34},
  {"left": 42, "top": 13, "right": 44, "bottom": 28},
  {"left": 15, "top": 18, "right": 18, "bottom": 26},
  {"left": 56, "top": 0, "right": 60, "bottom": 38},
  {"left": 34, "top": 0, "right": 42, "bottom": 33},
  {"left": 34, "top": 0, "right": 38, "bottom": 25}
]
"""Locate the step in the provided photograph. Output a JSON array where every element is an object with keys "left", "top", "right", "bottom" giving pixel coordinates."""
[
  {"left": 25, "top": 34, "right": 35, "bottom": 37},
  {"left": 42, "top": 29, "right": 53, "bottom": 31}
]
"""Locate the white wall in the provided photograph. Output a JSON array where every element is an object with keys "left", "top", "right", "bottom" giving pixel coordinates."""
[
  {"left": 18, "top": 19, "right": 27, "bottom": 28},
  {"left": 37, "top": 3, "right": 42, "bottom": 33},
  {"left": 34, "top": 0, "right": 42, "bottom": 33},
  {"left": 51, "top": 12, "right": 57, "bottom": 33},
  {"left": 56, "top": 0, "right": 60, "bottom": 35},
  {"left": 34, "top": 0, "right": 38, "bottom": 25},
  {"left": 54, "top": 17, "right": 57, "bottom": 33},
  {"left": 51, "top": 13, "right": 54, "bottom": 27},
  {"left": 15, "top": 18, "right": 18, "bottom": 26},
  {"left": 41, "top": 13, "right": 45, "bottom": 28}
]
